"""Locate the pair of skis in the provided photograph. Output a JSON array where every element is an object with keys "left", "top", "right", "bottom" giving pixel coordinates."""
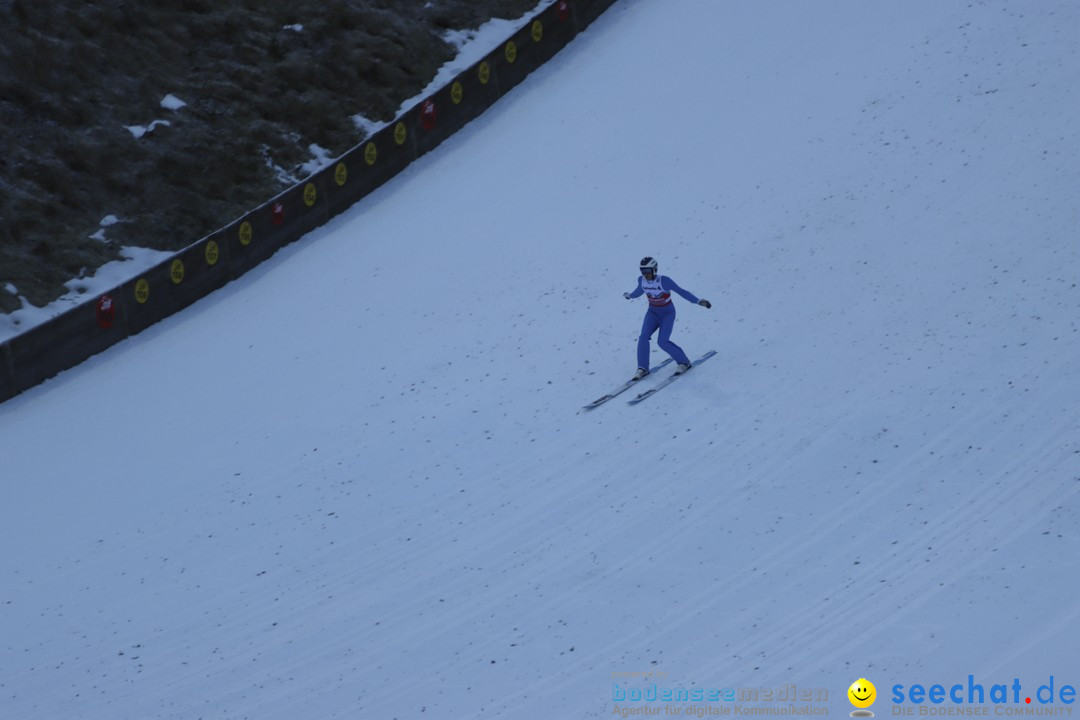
[{"left": 582, "top": 350, "right": 717, "bottom": 409}]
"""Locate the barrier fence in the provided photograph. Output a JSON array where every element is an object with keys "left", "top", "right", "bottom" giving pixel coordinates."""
[{"left": 0, "top": 0, "right": 619, "bottom": 404}]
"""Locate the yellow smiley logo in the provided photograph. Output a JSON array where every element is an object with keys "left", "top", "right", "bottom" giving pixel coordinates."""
[{"left": 848, "top": 678, "right": 876, "bottom": 709}]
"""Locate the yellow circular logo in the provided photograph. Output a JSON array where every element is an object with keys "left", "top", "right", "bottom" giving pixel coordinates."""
[
  {"left": 239, "top": 220, "right": 253, "bottom": 246},
  {"left": 505, "top": 40, "right": 517, "bottom": 63},
  {"left": 531, "top": 20, "right": 543, "bottom": 42},
  {"left": 364, "top": 142, "right": 377, "bottom": 166},
  {"left": 478, "top": 61, "right": 491, "bottom": 85},
  {"left": 451, "top": 81, "right": 463, "bottom": 105},
  {"left": 170, "top": 259, "right": 185, "bottom": 285},
  {"left": 848, "top": 679, "right": 876, "bottom": 709},
  {"left": 134, "top": 278, "right": 150, "bottom": 304},
  {"left": 394, "top": 122, "right": 407, "bottom": 146},
  {"left": 334, "top": 162, "right": 348, "bottom": 185},
  {"left": 205, "top": 240, "right": 219, "bottom": 266},
  {"left": 303, "top": 182, "right": 317, "bottom": 207}
]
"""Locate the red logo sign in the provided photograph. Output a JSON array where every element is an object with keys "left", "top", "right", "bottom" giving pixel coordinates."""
[
  {"left": 96, "top": 294, "right": 115, "bottom": 329},
  {"left": 420, "top": 99, "right": 437, "bottom": 131}
]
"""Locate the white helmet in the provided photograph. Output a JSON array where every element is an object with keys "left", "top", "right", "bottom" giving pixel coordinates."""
[{"left": 639, "top": 256, "right": 658, "bottom": 276}]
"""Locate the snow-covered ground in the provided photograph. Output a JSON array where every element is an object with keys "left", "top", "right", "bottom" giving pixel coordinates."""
[{"left": 3, "top": 1, "right": 1080, "bottom": 718}]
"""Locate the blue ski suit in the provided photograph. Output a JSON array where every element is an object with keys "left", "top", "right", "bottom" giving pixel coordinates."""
[{"left": 626, "top": 275, "right": 701, "bottom": 369}]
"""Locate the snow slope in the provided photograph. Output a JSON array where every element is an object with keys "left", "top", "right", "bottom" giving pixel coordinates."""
[{"left": 3, "top": 1, "right": 1080, "bottom": 718}]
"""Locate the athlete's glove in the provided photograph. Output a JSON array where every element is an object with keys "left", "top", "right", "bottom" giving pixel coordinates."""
[
  {"left": 623, "top": 292, "right": 633, "bottom": 300},
  {"left": 698, "top": 299, "right": 712, "bottom": 309}
]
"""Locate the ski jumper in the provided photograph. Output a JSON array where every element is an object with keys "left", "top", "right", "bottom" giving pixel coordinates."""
[{"left": 627, "top": 275, "right": 701, "bottom": 369}]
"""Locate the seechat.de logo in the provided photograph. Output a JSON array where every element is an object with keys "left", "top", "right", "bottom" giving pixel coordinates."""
[{"left": 850, "top": 678, "right": 877, "bottom": 717}]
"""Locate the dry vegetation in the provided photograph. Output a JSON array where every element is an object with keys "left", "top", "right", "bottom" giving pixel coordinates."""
[{"left": 0, "top": 0, "right": 537, "bottom": 313}]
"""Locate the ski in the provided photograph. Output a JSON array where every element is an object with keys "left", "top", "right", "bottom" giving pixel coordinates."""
[
  {"left": 627, "top": 350, "right": 717, "bottom": 405},
  {"left": 581, "top": 358, "right": 674, "bottom": 409}
]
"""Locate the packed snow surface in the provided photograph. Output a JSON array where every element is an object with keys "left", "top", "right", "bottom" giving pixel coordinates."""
[{"left": 2, "top": 1, "right": 1079, "bottom": 718}]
